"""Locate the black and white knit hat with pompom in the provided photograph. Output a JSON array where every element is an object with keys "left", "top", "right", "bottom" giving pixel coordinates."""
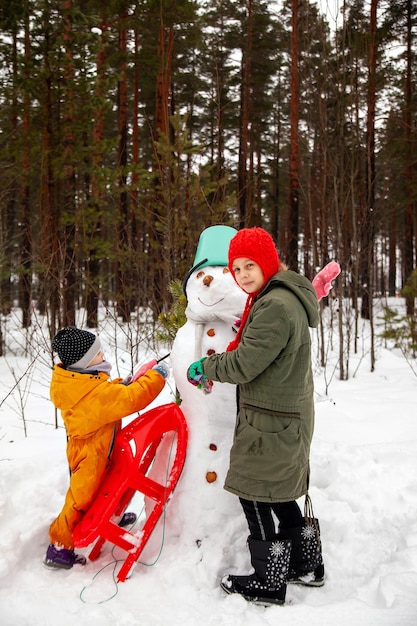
[{"left": 52, "top": 326, "right": 102, "bottom": 369}]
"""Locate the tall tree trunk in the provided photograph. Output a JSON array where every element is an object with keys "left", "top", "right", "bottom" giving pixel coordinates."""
[
  {"left": 20, "top": 4, "right": 32, "bottom": 329},
  {"left": 361, "top": 0, "right": 378, "bottom": 371},
  {"left": 238, "top": 0, "right": 252, "bottom": 228},
  {"left": 2, "top": 26, "right": 18, "bottom": 319},
  {"left": 288, "top": 0, "right": 299, "bottom": 271},
  {"left": 62, "top": 0, "right": 76, "bottom": 326},
  {"left": 116, "top": 12, "right": 130, "bottom": 322},
  {"left": 271, "top": 74, "right": 282, "bottom": 246},
  {"left": 388, "top": 210, "right": 397, "bottom": 297},
  {"left": 85, "top": 19, "right": 109, "bottom": 328},
  {"left": 39, "top": 1, "right": 60, "bottom": 334},
  {"left": 404, "top": 0, "right": 414, "bottom": 314},
  {"left": 151, "top": 14, "right": 174, "bottom": 316},
  {"left": 130, "top": 25, "right": 140, "bottom": 310}
]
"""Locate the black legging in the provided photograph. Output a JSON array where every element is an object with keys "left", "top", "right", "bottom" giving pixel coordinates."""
[{"left": 240, "top": 497, "right": 304, "bottom": 541}]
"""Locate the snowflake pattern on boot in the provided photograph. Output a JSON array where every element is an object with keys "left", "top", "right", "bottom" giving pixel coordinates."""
[
  {"left": 265, "top": 540, "right": 291, "bottom": 590},
  {"left": 269, "top": 540, "right": 286, "bottom": 559},
  {"left": 220, "top": 538, "right": 292, "bottom": 606}
]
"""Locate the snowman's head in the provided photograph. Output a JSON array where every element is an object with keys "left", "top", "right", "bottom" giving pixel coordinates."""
[
  {"left": 185, "top": 265, "right": 246, "bottom": 318},
  {"left": 182, "top": 225, "right": 247, "bottom": 318}
]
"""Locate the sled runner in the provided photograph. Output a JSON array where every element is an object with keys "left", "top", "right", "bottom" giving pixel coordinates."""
[{"left": 72, "top": 402, "right": 188, "bottom": 582}]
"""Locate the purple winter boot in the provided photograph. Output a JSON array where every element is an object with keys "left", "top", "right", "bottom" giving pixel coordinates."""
[{"left": 43, "top": 544, "right": 87, "bottom": 570}]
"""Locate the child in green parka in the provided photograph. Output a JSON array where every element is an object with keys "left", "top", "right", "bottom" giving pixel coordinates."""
[{"left": 187, "top": 227, "right": 325, "bottom": 606}]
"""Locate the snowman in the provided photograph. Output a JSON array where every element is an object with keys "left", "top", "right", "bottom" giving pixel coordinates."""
[{"left": 167, "top": 225, "right": 247, "bottom": 546}]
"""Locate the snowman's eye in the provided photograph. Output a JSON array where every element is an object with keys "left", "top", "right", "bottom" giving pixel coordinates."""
[
  {"left": 223, "top": 267, "right": 229, "bottom": 274},
  {"left": 196, "top": 271, "right": 205, "bottom": 279}
]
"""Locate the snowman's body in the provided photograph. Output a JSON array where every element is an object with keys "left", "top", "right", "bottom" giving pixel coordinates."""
[
  {"left": 172, "top": 264, "right": 246, "bottom": 427},
  {"left": 167, "top": 263, "right": 246, "bottom": 545}
]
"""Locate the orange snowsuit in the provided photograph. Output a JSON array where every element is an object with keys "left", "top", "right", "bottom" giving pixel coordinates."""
[{"left": 48, "top": 364, "right": 165, "bottom": 549}]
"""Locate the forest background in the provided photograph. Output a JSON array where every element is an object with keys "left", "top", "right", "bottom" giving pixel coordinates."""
[{"left": 0, "top": 0, "right": 416, "bottom": 379}]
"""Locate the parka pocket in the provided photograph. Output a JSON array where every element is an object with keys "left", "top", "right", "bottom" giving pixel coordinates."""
[
  {"left": 231, "top": 408, "right": 301, "bottom": 480},
  {"left": 245, "top": 406, "right": 300, "bottom": 434}
]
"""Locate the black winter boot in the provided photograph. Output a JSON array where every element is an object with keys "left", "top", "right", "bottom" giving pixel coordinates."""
[
  {"left": 284, "top": 520, "right": 325, "bottom": 587},
  {"left": 220, "top": 536, "right": 292, "bottom": 606}
]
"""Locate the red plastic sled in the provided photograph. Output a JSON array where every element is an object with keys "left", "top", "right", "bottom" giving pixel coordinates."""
[{"left": 72, "top": 402, "right": 188, "bottom": 582}]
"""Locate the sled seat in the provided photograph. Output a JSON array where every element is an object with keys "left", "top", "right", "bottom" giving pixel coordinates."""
[{"left": 72, "top": 402, "right": 188, "bottom": 582}]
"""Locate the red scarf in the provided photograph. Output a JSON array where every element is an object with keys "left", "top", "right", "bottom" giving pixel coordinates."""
[{"left": 226, "top": 294, "right": 255, "bottom": 351}]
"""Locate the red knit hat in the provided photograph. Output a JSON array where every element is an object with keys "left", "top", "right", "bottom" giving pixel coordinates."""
[
  {"left": 226, "top": 228, "right": 280, "bottom": 352},
  {"left": 228, "top": 227, "right": 280, "bottom": 287}
]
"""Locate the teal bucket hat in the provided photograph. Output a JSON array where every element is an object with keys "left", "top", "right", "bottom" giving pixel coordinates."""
[{"left": 182, "top": 225, "right": 238, "bottom": 295}]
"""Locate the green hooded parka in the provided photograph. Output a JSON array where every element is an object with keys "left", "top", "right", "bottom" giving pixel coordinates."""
[{"left": 202, "top": 269, "right": 319, "bottom": 503}]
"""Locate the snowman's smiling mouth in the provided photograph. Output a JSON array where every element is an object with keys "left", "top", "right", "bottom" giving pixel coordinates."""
[{"left": 198, "top": 297, "right": 224, "bottom": 307}]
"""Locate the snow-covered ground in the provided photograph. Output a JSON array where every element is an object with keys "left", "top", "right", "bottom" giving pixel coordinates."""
[{"left": 0, "top": 302, "right": 416, "bottom": 626}]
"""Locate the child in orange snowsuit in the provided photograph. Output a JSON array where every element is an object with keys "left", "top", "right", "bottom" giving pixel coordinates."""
[{"left": 44, "top": 326, "right": 168, "bottom": 569}]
